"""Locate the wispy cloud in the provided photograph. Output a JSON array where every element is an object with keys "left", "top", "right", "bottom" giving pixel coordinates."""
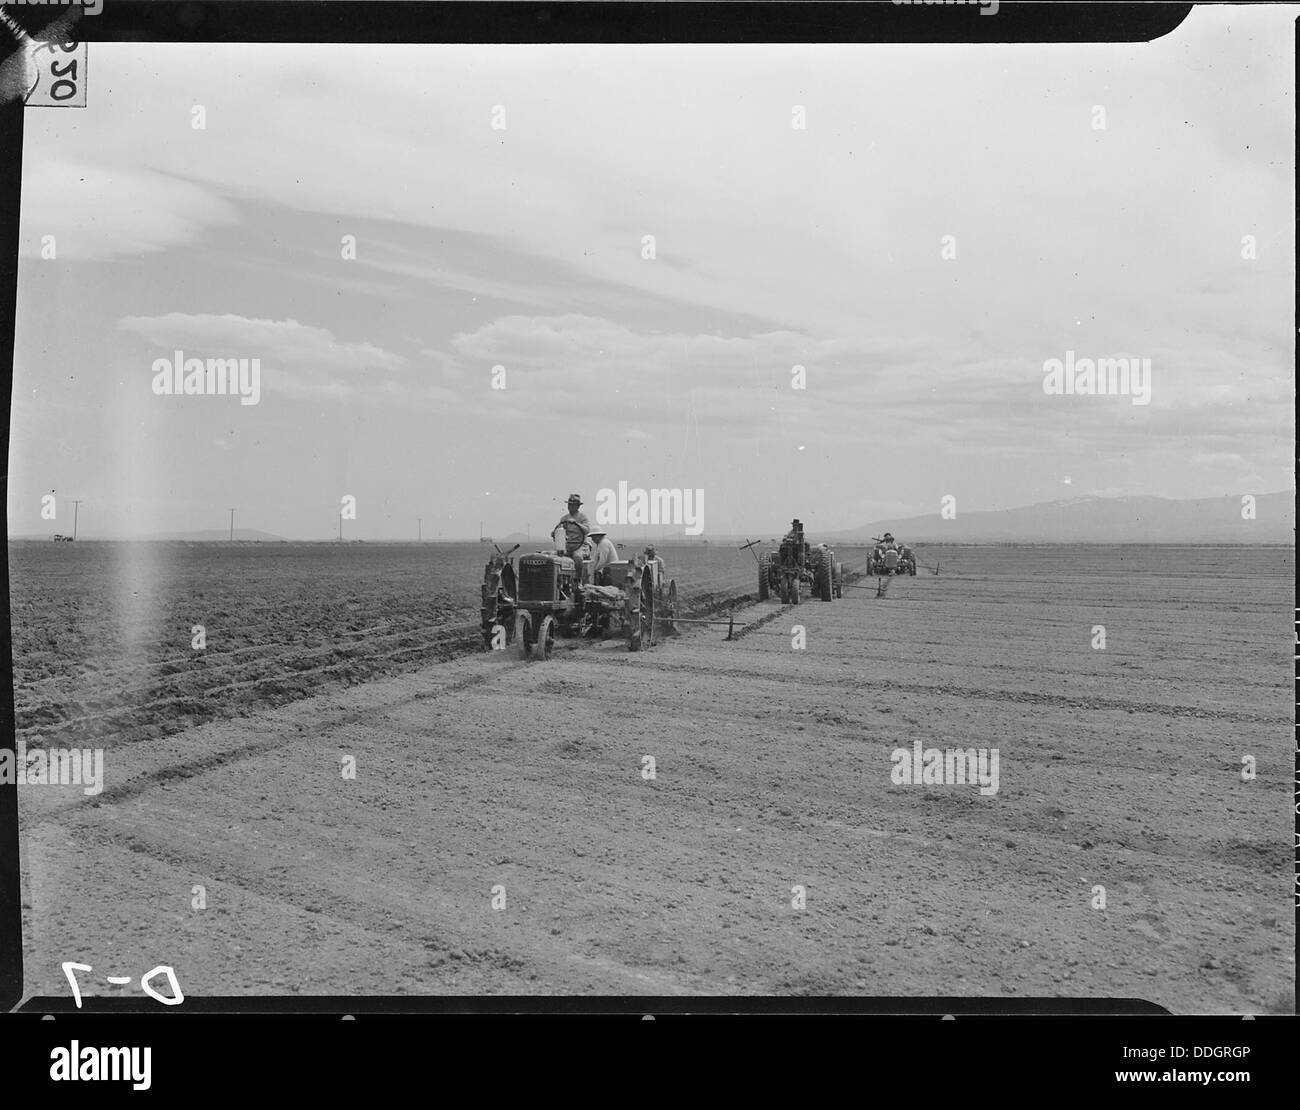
[
  {"left": 21, "top": 163, "right": 238, "bottom": 260},
  {"left": 117, "top": 313, "right": 409, "bottom": 402}
]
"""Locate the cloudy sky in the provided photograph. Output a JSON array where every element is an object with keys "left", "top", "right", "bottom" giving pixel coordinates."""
[{"left": 8, "top": 7, "right": 1295, "bottom": 540}]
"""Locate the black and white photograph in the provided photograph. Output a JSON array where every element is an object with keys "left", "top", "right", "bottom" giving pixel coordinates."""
[{"left": 1, "top": 0, "right": 1294, "bottom": 1046}]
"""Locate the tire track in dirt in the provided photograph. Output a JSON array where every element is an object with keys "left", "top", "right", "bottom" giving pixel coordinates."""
[{"left": 728, "top": 602, "right": 795, "bottom": 641}]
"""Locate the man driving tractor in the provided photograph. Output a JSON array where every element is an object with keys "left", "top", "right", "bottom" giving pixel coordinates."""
[{"left": 553, "top": 493, "right": 591, "bottom": 554}]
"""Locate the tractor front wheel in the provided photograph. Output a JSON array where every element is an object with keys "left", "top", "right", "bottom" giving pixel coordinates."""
[
  {"left": 517, "top": 611, "right": 535, "bottom": 659},
  {"left": 535, "top": 615, "right": 556, "bottom": 661}
]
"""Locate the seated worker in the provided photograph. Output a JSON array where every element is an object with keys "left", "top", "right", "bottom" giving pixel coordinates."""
[
  {"left": 882, "top": 532, "right": 898, "bottom": 550},
  {"left": 586, "top": 526, "right": 619, "bottom": 584},
  {"left": 644, "top": 544, "right": 665, "bottom": 591}
]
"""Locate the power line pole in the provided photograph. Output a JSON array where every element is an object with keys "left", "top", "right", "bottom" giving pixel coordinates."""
[
  {"left": 417, "top": 517, "right": 422, "bottom": 542},
  {"left": 227, "top": 508, "right": 236, "bottom": 542},
  {"left": 71, "top": 499, "right": 82, "bottom": 540}
]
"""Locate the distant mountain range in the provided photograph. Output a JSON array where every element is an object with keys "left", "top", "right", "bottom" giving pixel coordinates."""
[{"left": 826, "top": 491, "right": 1295, "bottom": 545}]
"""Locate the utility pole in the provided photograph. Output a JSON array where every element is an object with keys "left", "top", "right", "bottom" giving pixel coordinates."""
[
  {"left": 71, "top": 499, "right": 82, "bottom": 540},
  {"left": 418, "top": 517, "right": 422, "bottom": 542},
  {"left": 338, "top": 512, "right": 343, "bottom": 543},
  {"left": 227, "top": 508, "right": 236, "bottom": 542}
]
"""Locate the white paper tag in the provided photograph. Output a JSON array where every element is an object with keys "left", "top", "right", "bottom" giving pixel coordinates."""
[{"left": 25, "top": 37, "right": 87, "bottom": 107}]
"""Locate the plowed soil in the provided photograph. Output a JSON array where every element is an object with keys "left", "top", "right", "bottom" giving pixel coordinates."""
[{"left": 13, "top": 545, "right": 1294, "bottom": 1012}]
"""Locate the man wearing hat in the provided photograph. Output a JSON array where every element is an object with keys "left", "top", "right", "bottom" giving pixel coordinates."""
[
  {"left": 552, "top": 493, "right": 591, "bottom": 555},
  {"left": 586, "top": 526, "right": 619, "bottom": 583},
  {"left": 643, "top": 544, "right": 665, "bottom": 591}
]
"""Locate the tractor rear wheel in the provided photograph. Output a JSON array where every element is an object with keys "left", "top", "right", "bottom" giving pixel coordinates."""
[
  {"left": 813, "top": 550, "right": 832, "bottom": 602},
  {"left": 790, "top": 577, "right": 800, "bottom": 605},
  {"left": 758, "top": 553, "right": 771, "bottom": 601}
]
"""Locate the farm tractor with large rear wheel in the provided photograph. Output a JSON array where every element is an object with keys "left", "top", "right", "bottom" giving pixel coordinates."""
[
  {"left": 481, "top": 529, "right": 679, "bottom": 660},
  {"left": 867, "top": 535, "right": 917, "bottom": 577},
  {"left": 754, "top": 520, "right": 842, "bottom": 604}
]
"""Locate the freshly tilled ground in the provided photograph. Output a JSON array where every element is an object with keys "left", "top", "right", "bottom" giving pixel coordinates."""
[{"left": 17, "top": 551, "right": 1293, "bottom": 1011}]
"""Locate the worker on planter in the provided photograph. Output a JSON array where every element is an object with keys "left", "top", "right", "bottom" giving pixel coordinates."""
[
  {"left": 644, "top": 544, "right": 666, "bottom": 592},
  {"left": 585, "top": 526, "right": 619, "bottom": 584}
]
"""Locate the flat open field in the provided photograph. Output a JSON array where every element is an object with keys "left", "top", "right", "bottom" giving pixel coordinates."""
[
  {"left": 10, "top": 544, "right": 1294, "bottom": 1012},
  {"left": 7, "top": 539, "right": 777, "bottom": 749}
]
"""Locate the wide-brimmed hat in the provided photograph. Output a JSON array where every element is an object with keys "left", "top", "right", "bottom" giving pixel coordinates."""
[
  {"left": 588, "top": 526, "right": 608, "bottom": 537},
  {"left": 567, "top": 493, "right": 582, "bottom": 504}
]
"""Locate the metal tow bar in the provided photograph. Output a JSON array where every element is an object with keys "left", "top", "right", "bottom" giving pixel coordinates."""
[{"left": 656, "top": 612, "right": 739, "bottom": 640}]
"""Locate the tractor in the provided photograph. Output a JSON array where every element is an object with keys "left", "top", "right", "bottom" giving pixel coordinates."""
[
  {"left": 500, "top": 530, "right": 679, "bottom": 660},
  {"left": 867, "top": 536, "right": 917, "bottom": 576},
  {"left": 755, "top": 520, "right": 842, "bottom": 604}
]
